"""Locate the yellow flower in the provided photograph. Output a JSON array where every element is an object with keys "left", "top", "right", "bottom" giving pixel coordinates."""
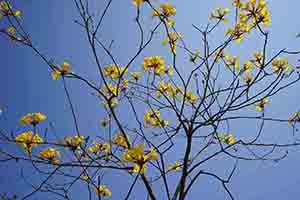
[
  {"left": 16, "top": 131, "right": 43, "bottom": 153},
  {"left": 95, "top": 185, "right": 112, "bottom": 197},
  {"left": 227, "top": 134, "right": 235, "bottom": 145},
  {"left": 165, "top": 66, "right": 173, "bottom": 76},
  {"left": 272, "top": 58, "right": 290, "bottom": 74},
  {"left": 103, "top": 64, "right": 127, "bottom": 80},
  {"left": 14, "top": 10, "right": 21, "bottom": 17},
  {"left": 39, "top": 147, "right": 60, "bottom": 164},
  {"left": 255, "top": 98, "right": 269, "bottom": 111},
  {"left": 144, "top": 109, "right": 168, "bottom": 128},
  {"left": 156, "top": 80, "right": 172, "bottom": 98},
  {"left": 218, "top": 133, "right": 235, "bottom": 145},
  {"left": 142, "top": 56, "right": 165, "bottom": 76},
  {"left": 88, "top": 141, "right": 110, "bottom": 154},
  {"left": 130, "top": 72, "right": 142, "bottom": 81},
  {"left": 64, "top": 135, "right": 84, "bottom": 150},
  {"left": 122, "top": 144, "right": 158, "bottom": 174},
  {"left": 113, "top": 133, "right": 129, "bottom": 149},
  {"left": 6, "top": 26, "right": 16, "bottom": 36},
  {"left": 153, "top": 3, "right": 176, "bottom": 18},
  {"left": 51, "top": 62, "right": 70, "bottom": 80},
  {"left": 168, "top": 161, "right": 182, "bottom": 172},
  {"left": 233, "top": 0, "right": 243, "bottom": 8},
  {"left": 209, "top": 7, "right": 230, "bottom": 23},
  {"left": 243, "top": 74, "right": 253, "bottom": 84},
  {"left": 185, "top": 90, "right": 197, "bottom": 104},
  {"left": 226, "top": 56, "right": 239, "bottom": 70},
  {"left": 162, "top": 32, "right": 182, "bottom": 54},
  {"left": 19, "top": 112, "right": 47, "bottom": 126},
  {"left": 243, "top": 61, "right": 253, "bottom": 73}
]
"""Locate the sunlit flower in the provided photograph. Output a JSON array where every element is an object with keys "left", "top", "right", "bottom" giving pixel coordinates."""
[
  {"left": 16, "top": 131, "right": 43, "bottom": 153},
  {"left": 19, "top": 112, "right": 46, "bottom": 126},
  {"left": 39, "top": 147, "right": 60, "bottom": 164},
  {"left": 88, "top": 141, "right": 110, "bottom": 154},
  {"left": 144, "top": 109, "right": 168, "bottom": 128},
  {"left": 95, "top": 185, "right": 112, "bottom": 197},
  {"left": 142, "top": 56, "right": 165, "bottom": 76},
  {"left": 123, "top": 144, "right": 158, "bottom": 174},
  {"left": 153, "top": 3, "right": 176, "bottom": 18},
  {"left": 52, "top": 62, "right": 70, "bottom": 80},
  {"left": 255, "top": 98, "right": 269, "bottom": 111},
  {"left": 113, "top": 133, "right": 130, "bottom": 149},
  {"left": 272, "top": 57, "right": 290, "bottom": 74},
  {"left": 64, "top": 135, "right": 84, "bottom": 150}
]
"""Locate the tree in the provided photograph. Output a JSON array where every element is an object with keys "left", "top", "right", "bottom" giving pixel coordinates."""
[{"left": 0, "top": 0, "right": 300, "bottom": 199}]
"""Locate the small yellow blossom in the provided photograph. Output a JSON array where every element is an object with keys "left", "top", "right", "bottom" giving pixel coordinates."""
[
  {"left": 113, "top": 133, "right": 130, "bottom": 149},
  {"left": 209, "top": 7, "right": 230, "bottom": 23},
  {"left": 142, "top": 56, "right": 165, "bottom": 76},
  {"left": 156, "top": 80, "right": 172, "bottom": 98},
  {"left": 52, "top": 62, "right": 70, "bottom": 80},
  {"left": 95, "top": 185, "right": 112, "bottom": 197},
  {"left": 133, "top": 0, "right": 144, "bottom": 7},
  {"left": 168, "top": 161, "right": 182, "bottom": 172},
  {"left": 64, "top": 135, "right": 84, "bottom": 150},
  {"left": 16, "top": 131, "right": 43, "bottom": 153},
  {"left": 144, "top": 109, "right": 168, "bottom": 128},
  {"left": 88, "top": 141, "right": 110, "bottom": 154},
  {"left": 123, "top": 144, "right": 158, "bottom": 174},
  {"left": 272, "top": 58, "right": 290, "bottom": 74},
  {"left": 185, "top": 90, "right": 197, "bottom": 104},
  {"left": 243, "top": 74, "right": 254, "bottom": 84},
  {"left": 243, "top": 61, "right": 253, "bottom": 73},
  {"left": 130, "top": 72, "right": 142, "bottom": 81},
  {"left": 103, "top": 64, "right": 128, "bottom": 80},
  {"left": 218, "top": 133, "right": 235, "bottom": 145},
  {"left": 19, "top": 112, "right": 47, "bottom": 126},
  {"left": 153, "top": 3, "right": 176, "bottom": 18},
  {"left": 39, "top": 147, "right": 60, "bottom": 164},
  {"left": 255, "top": 98, "right": 269, "bottom": 111}
]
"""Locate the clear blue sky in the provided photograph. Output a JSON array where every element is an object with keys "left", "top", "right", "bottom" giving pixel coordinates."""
[{"left": 1, "top": 0, "right": 300, "bottom": 199}]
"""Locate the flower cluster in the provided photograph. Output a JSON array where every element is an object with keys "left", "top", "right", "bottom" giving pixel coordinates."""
[
  {"left": 64, "top": 135, "right": 85, "bottom": 150},
  {"left": 39, "top": 147, "right": 61, "bottom": 165},
  {"left": 104, "top": 64, "right": 128, "bottom": 80},
  {"left": 88, "top": 140, "right": 110, "bottom": 154},
  {"left": 272, "top": 58, "right": 290, "bottom": 74},
  {"left": 225, "top": 0, "right": 271, "bottom": 43},
  {"left": 142, "top": 56, "right": 165, "bottom": 75},
  {"left": 113, "top": 133, "right": 130, "bottom": 149},
  {"left": 162, "top": 32, "right": 182, "bottom": 54},
  {"left": 144, "top": 109, "right": 168, "bottom": 128},
  {"left": 19, "top": 112, "right": 47, "bottom": 126},
  {"left": 122, "top": 144, "right": 158, "bottom": 174},
  {"left": 15, "top": 131, "right": 43, "bottom": 153}
]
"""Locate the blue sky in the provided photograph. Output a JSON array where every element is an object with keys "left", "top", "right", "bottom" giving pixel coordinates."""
[{"left": 1, "top": 0, "right": 300, "bottom": 199}]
